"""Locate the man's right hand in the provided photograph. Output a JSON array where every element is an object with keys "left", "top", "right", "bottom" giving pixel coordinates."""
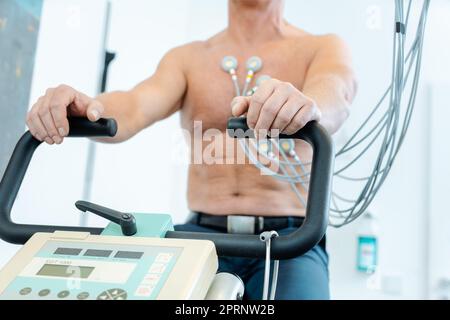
[{"left": 26, "top": 84, "right": 105, "bottom": 144}]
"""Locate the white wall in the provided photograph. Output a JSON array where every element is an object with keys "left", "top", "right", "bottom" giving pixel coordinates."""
[
  {"left": 285, "top": 0, "right": 450, "bottom": 300},
  {"left": 87, "top": 0, "right": 192, "bottom": 227},
  {"left": 423, "top": 1, "right": 450, "bottom": 299},
  {"left": 288, "top": 0, "right": 427, "bottom": 299},
  {"left": 1, "top": 0, "right": 449, "bottom": 300},
  {"left": 326, "top": 1, "right": 450, "bottom": 300},
  {"left": 0, "top": 0, "right": 108, "bottom": 266}
]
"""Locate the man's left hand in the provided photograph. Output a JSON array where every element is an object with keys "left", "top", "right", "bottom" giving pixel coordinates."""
[{"left": 231, "top": 79, "right": 322, "bottom": 136}]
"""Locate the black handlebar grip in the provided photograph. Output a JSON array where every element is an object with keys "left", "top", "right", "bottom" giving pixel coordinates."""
[
  {"left": 0, "top": 118, "right": 118, "bottom": 244},
  {"left": 227, "top": 117, "right": 251, "bottom": 134},
  {"left": 227, "top": 116, "right": 315, "bottom": 140},
  {"left": 68, "top": 118, "right": 118, "bottom": 137}
]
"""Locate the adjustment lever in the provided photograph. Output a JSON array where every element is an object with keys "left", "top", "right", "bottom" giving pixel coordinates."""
[{"left": 75, "top": 201, "right": 137, "bottom": 236}]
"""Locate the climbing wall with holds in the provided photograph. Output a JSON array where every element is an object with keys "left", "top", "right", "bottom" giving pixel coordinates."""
[{"left": 0, "top": 0, "right": 43, "bottom": 176}]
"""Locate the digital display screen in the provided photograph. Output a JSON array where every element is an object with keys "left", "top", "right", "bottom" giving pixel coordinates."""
[
  {"left": 84, "top": 249, "right": 112, "bottom": 258},
  {"left": 54, "top": 248, "right": 82, "bottom": 256},
  {"left": 114, "top": 251, "right": 144, "bottom": 259},
  {"left": 37, "top": 264, "right": 94, "bottom": 279}
]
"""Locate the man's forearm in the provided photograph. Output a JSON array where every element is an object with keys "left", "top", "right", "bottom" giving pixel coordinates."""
[
  {"left": 303, "top": 74, "right": 356, "bottom": 135},
  {"left": 94, "top": 91, "right": 144, "bottom": 143},
  {"left": 92, "top": 48, "right": 188, "bottom": 143}
]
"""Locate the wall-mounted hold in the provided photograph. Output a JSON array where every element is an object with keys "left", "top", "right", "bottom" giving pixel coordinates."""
[
  {"left": 27, "top": 23, "right": 36, "bottom": 33},
  {"left": 15, "top": 64, "right": 22, "bottom": 78},
  {"left": 15, "top": 0, "right": 43, "bottom": 20},
  {"left": 0, "top": 18, "right": 7, "bottom": 30}
]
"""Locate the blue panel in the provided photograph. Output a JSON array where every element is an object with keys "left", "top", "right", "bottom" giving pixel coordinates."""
[
  {"left": 16, "top": 0, "right": 43, "bottom": 19},
  {"left": 0, "top": 0, "right": 42, "bottom": 177},
  {"left": 101, "top": 213, "right": 174, "bottom": 238}
]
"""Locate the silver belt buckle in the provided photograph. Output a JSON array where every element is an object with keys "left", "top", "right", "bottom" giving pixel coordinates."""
[{"left": 227, "top": 216, "right": 264, "bottom": 234}]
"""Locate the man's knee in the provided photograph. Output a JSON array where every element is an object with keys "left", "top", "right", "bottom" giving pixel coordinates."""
[{"left": 274, "top": 247, "right": 330, "bottom": 300}]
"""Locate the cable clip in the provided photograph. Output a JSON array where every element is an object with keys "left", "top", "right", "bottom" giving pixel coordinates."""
[
  {"left": 260, "top": 231, "right": 280, "bottom": 300},
  {"left": 396, "top": 22, "right": 406, "bottom": 34}
]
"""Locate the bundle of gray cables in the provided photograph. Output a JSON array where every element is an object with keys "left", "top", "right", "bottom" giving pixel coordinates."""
[{"left": 240, "top": 0, "right": 431, "bottom": 227}]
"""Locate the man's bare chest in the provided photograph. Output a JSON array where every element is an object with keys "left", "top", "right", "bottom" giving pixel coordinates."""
[{"left": 180, "top": 41, "right": 313, "bottom": 131}]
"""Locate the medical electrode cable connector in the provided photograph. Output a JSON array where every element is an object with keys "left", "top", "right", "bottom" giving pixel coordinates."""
[
  {"left": 260, "top": 231, "right": 280, "bottom": 301},
  {"left": 243, "top": 56, "right": 263, "bottom": 96},
  {"left": 247, "top": 74, "right": 272, "bottom": 96},
  {"left": 221, "top": 56, "right": 241, "bottom": 97}
]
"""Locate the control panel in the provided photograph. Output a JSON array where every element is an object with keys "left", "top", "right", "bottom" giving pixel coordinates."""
[{"left": 0, "top": 231, "right": 218, "bottom": 300}]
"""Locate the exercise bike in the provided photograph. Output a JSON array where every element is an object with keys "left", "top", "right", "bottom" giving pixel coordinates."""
[{"left": 0, "top": 117, "right": 333, "bottom": 300}]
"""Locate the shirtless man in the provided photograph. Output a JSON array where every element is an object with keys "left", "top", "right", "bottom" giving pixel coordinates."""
[{"left": 26, "top": 0, "right": 357, "bottom": 299}]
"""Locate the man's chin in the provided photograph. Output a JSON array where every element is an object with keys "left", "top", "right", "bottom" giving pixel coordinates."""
[{"left": 231, "top": 0, "right": 277, "bottom": 9}]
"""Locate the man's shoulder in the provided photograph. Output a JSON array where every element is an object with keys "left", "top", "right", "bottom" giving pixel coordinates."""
[
  {"left": 167, "top": 41, "right": 209, "bottom": 57},
  {"left": 158, "top": 41, "right": 209, "bottom": 70},
  {"left": 287, "top": 29, "right": 349, "bottom": 54},
  {"left": 311, "top": 31, "right": 349, "bottom": 49},
  {"left": 170, "top": 29, "right": 228, "bottom": 55},
  {"left": 313, "top": 33, "right": 348, "bottom": 47},
  {"left": 288, "top": 26, "right": 345, "bottom": 44}
]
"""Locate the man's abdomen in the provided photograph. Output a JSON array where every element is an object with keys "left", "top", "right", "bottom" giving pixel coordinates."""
[{"left": 187, "top": 162, "right": 308, "bottom": 217}]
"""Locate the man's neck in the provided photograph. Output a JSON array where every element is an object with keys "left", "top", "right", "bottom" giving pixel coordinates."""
[{"left": 227, "top": 0, "right": 287, "bottom": 46}]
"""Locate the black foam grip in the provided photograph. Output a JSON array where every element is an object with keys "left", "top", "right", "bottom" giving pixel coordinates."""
[
  {"left": 226, "top": 116, "right": 251, "bottom": 133},
  {"left": 68, "top": 118, "right": 117, "bottom": 137},
  {"left": 0, "top": 118, "right": 117, "bottom": 244}
]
